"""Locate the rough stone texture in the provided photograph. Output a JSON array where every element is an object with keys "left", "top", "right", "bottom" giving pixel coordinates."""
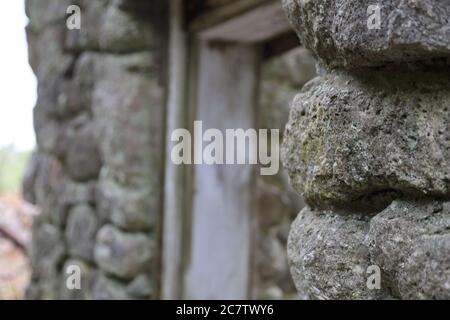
[
  {"left": 282, "top": 65, "right": 450, "bottom": 210},
  {"left": 288, "top": 207, "right": 385, "bottom": 300},
  {"left": 289, "top": 199, "right": 450, "bottom": 300},
  {"left": 369, "top": 199, "right": 450, "bottom": 299},
  {"left": 282, "top": 0, "right": 450, "bottom": 300},
  {"left": 282, "top": 0, "right": 450, "bottom": 69},
  {"left": 24, "top": 0, "right": 167, "bottom": 299}
]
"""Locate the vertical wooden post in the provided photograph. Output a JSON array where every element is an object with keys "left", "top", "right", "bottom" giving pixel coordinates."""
[
  {"left": 183, "top": 41, "right": 260, "bottom": 299},
  {"left": 162, "top": 0, "right": 188, "bottom": 300}
]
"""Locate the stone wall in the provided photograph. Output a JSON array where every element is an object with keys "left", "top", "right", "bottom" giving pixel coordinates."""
[
  {"left": 282, "top": 0, "right": 450, "bottom": 299},
  {"left": 23, "top": 0, "right": 167, "bottom": 299},
  {"left": 24, "top": 0, "right": 449, "bottom": 301},
  {"left": 254, "top": 47, "right": 315, "bottom": 299}
]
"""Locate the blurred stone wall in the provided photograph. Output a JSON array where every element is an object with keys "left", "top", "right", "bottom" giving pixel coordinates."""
[
  {"left": 255, "top": 48, "right": 316, "bottom": 299},
  {"left": 22, "top": 0, "right": 344, "bottom": 301},
  {"left": 23, "top": 0, "right": 167, "bottom": 299}
]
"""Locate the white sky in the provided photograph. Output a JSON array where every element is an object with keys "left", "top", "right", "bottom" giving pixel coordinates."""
[{"left": 0, "top": 0, "right": 37, "bottom": 151}]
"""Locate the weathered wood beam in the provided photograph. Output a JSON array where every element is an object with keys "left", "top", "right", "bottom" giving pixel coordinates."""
[
  {"left": 183, "top": 41, "right": 260, "bottom": 299},
  {"left": 197, "top": 1, "right": 292, "bottom": 43},
  {"left": 189, "top": 0, "right": 274, "bottom": 33}
]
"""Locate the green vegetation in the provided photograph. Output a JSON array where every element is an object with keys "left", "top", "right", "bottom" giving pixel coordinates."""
[{"left": 0, "top": 146, "right": 32, "bottom": 194}]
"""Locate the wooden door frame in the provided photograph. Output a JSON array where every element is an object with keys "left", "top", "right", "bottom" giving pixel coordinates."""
[{"left": 162, "top": 0, "right": 298, "bottom": 300}]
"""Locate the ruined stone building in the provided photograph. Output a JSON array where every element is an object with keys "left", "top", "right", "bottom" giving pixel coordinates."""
[{"left": 24, "top": 0, "right": 449, "bottom": 300}]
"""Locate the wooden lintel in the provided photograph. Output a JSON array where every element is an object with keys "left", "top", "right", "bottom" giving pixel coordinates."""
[
  {"left": 197, "top": 1, "right": 292, "bottom": 43},
  {"left": 189, "top": 0, "right": 274, "bottom": 33}
]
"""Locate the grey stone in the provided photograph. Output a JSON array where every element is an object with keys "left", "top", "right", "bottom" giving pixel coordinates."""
[
  {"left": 55, "top": 112, "right": 89, "bottom": 153},
  {"left": 282, "top": 66, "right": 450, "bottom": 210},
  {"left": 288, "top": 206, "right": 388, "bottom": 300},
  {"left": 65, "top": 123, "right": 102, "bottom": 182},
  {"left": 29, "top": 220, "right": 66, "bottom": 288},
  {"left": 92, "top": 272, "right": 131, "bottom": 300},
  {"left": 60, "top": 259, "right": 96, "bottom": 300},
  {"left": 369, "top": 199, "right": 450, "bottom": 299},
  {"left": 87, "top": 52, "right": 164, "bottom": 188},
  {"left": 83, "top": 52, "right": 164, "bottom": 230},
  {"left": 65, "top": 205, "right": 98, "bottom": 261},
  {"left": 97, "top": 178, "right": 154, "bottom": 231},
  {"left": 56, "top": 80, "right": 90, "bottom": 118},
  {"left": 29, "top": 153, "right": 97, "bottom": 226},
  {"left": 31, "top": 155, "right": 66, "bottom": 225},
  {"left": 59, "top": 180, "right": 97, "bottom": 207},
  {"left": 127, "top": 274, "right": 154, "bottom": 298},
  {"left": 26, "top": 24, "right": 71, "bottom": 84},
  {"left": 256, "top": 234, "right": 289, "bottom": 281},
  {"left": 256, "top": 179, "right": 297, "bottom": 230},
  {"left": 282, "top": 0, "right": 450, "bottom": 68},
  {"left": 25, "top": 0, "right": 72, "bottom": 30},
  {"left": 260, "top": 48, "right": 316, "bottom": 133},
  {"left": 94, "top": 225, "right": 153, "bottom": 279},
  {"left": 26, "top": 278, "right": 61, "bottom": 300},
  {"left": 288, "top": 199, "right": 450, "bottom": 299},
  {"left": 33, "top": 105, "right": 61, "bottom": 154},
  {"left": 54, "top": 51, "right": 97, "bottom": 118},
  {"left": 253, "top": 48, "right": 313, "bottom": 300},
  {"left": 65, "top": 0, "right": 156, "bottom": 53},
  {"left": 25, "top": 0, "right": 166, "bottom": 301}
]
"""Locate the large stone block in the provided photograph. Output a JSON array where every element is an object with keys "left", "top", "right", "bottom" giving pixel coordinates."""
[
  {"left": 65, "top": 122, "right": 102, "bottom": 182},
  {"left": 65, "top": 205, "right": 99, "bottom": 261},
  {"left": 282, "top": 0, "right": 450, "bottom": 68},
  {"left": 26, "top": 153, "right": 97, "bottom": 226},
  {"left": 369, "top": 199, "right": 450, "bottom": 299},
  {"left": 94, "top": 225, "right": 153, "bottom": 279},
  {"left": 288, "top": 207, "right": 387, "bottom": 299},
  {"left": 282, "top": 66, "right": 450, "bottom": 210},
  {"left": 78, "top": 52, "right": 164, "bottom": 230},
  {"left": 97, "top": 178, "right": 155, "bottom": 231},
  {"left": 288, "top": 199, "right": 450, "bottom": 299},
  {"left": 85, "top": 52, "right": 164, "bottom": 187},
  {"left": 56, "top": 61, "right": 93, "bottom": 117}
]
